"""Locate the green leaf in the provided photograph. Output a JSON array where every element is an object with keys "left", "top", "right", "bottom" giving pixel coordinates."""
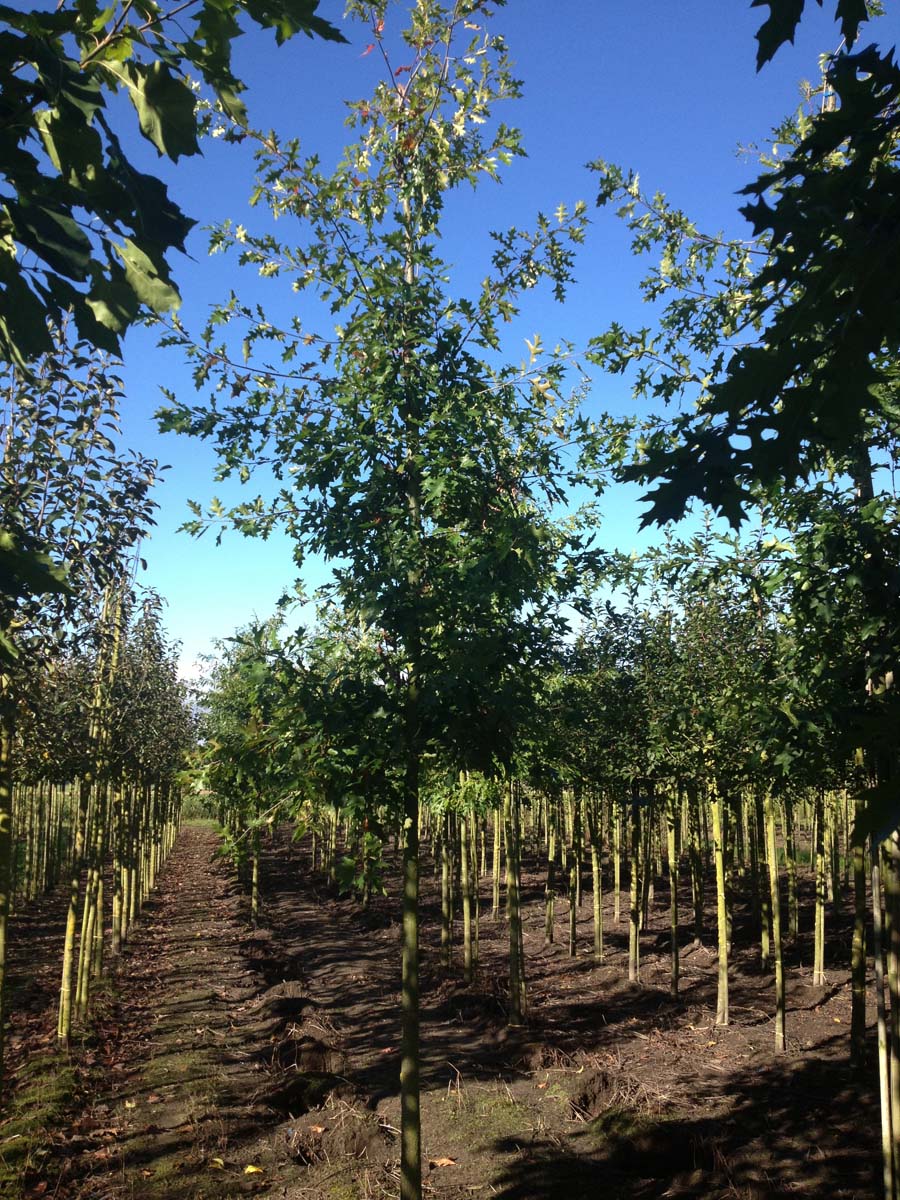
[
  {"left": 5, "top": 198, "right": 92, "bottom": 280},
  {"left": 123, "top": 61, "right": 200, "bottom": 160},
  {"left": 87, "top": 269, "right": 142, "bottom": 335},
  {"left": 242, "top": 0, "right": 347, "bottom": 45},
  {"left": 0, "top": 530, "right": 70, "bottom": 600},
  {"left": 116, "top": 238, "right": 182, "bottom": 313}
]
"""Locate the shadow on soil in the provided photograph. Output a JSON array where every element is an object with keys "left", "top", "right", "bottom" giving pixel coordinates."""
[{"left": 489, "top": 1045, "right": 877, "bottom": 1200}]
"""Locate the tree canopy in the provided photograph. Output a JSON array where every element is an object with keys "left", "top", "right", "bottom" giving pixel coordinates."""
[{"left": 0, "top": 1, "right": 344, "bottom": 368}]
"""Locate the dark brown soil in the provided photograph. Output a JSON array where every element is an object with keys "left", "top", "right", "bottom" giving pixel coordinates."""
[{"left": 1, "top": 822, "right": 881, "bottom": 1200}]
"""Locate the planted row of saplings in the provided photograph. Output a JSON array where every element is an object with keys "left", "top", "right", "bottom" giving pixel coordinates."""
[
  {"left": 6, "top": 773, "right": 180, "bottom": 1037},
  {"left": 0, "top": 587, "right": 192, "bottom": 1096},
  {"left": 257, "top": 780, "right": 862, "bottom": 1049}
]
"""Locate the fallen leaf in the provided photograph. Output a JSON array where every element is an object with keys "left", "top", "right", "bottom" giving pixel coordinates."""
[
  {"left": 307, "top": 1125, "right": 326, "bottom": 1134},
  {"left": 209, "top": 1157, "right": 225, "bottom": 1170},
  {"left": 244, "top": 1164, "right": 264, "bottom": 1174},
  {"left": 429, "top": 1157, "right": 457, "bottom": 1168},
  {"left": 124, "top": 1100, "right": 136, "bottom": 1109}
]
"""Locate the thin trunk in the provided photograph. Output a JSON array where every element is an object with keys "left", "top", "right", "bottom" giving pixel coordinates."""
[
  {"left": 461, "top": 812, "right": 473, "bottom": 983},
  {"left": 441, "top": 816, "right": 451, "bottom": 969},
  {"left": 613, "top": 802, "right": 622, "bottom": 926},
  {"left": 688, "top": 783, "right": 704, "bottom": 945},
  {"left": 586, "top": 801, "right": 603, "bottom": 964},
  {"left": 851, "top": 804, "right": 868, "bottom": 1070},
  {"left": 756, "top": 790, "right": 772, "bottom": 970},
  {"left": 873, "top": 837, "right": 895, "bottom": 1200},
  {"left": 784, "top": 799, "right": 799, "bottom": 941},
  {"left": 813, "top": 788, "right": 827, "bottom": 987},
  {"left": 0, "top": 711, "right": 13, "bottom": 1085},
  {"left": 711, "top": 788, "right": 729, "bottom": 1026},
  {"left": 544, "top": 803, "right": 556, "bottom": 946},
  {"left": 765, "top": 792, "right": 786, "bottom": 1053},
  {"left": 399, "top": 744, "right": 421, "bottom": 1200},
  {"left": 491, "top": 806, "right": 501, "bottom": 920},
  {"left": 504, "top": 780, "right": 526, "bottom": 1023},
  {"left": 58, "top": 777, "right": 89, "bottom": 1042},
  {"left": 628, "top": 789, "right": 641, "bottom": 984},
  {"left": 667, "top": 794, "right": 679, "bottom": 998}
]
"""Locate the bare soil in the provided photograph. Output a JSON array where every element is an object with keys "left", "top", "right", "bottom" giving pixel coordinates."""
[{"left": 1, "top": 822, "right": 881, "bottom": 1199}]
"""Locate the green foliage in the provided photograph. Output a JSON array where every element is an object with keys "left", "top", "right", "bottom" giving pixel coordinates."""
[
  {"left": 585, "top": 8, "right": 900, "bottom": 836},
  {"left": 0, "top": 326, "right": 160, "bottom": 721},
  {"left": 163, "top": 0, "right": 597, "bottom": 798},
  {"left": 0, "top": 0, "right": 344, "bottom": 367},
  {"left": 752, "top": 0, "right": 869, "bottom": 68}
]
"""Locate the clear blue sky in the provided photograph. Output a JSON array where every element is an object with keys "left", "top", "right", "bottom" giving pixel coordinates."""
[{"left": 110, "top": 1, "right": 898, "bottom": 675}]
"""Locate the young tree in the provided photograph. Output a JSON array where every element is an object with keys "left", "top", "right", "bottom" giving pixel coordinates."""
[{"left": 161, "top": 3, "right": 590, "bottom": 1194}]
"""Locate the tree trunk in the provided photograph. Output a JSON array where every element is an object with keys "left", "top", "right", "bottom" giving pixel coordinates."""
[
  {"left": 711, "top": 787, "right": 729, "bottom": 1026},
  {"left": 872, "top": 837, "right": 896, "bottom": 1200},
  {"left": 765, "top": 791, "right": 786, "bottom": 1053},
  {"left": 399, "top": 743, "right": 421, "bottom": 1200},
  {"left": 628, "top": 788, "right": 641, "bottom": 984},
  {"left": 0, "top": 708, "right": 14, "bottom": 1085},
  {"left": 666, "top": 794, "right": 679, "bottom": 998},
  {"left": 851, "top": 800, "right": 868, "bottom": 1070},
  {"left": 461, "top": 812, "right": 473, "bottom": 983},
  {"left": 813, "top": 788, "right": 827, "bottom": 987}
]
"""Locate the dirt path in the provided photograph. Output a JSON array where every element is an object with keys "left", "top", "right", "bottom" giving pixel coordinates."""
[{"left": 57, "top": 825, "right": 303, "bottom": 1199}]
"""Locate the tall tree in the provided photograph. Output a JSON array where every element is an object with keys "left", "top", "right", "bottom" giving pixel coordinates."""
[{"left": 161, "top": 3, "right": 589, "bottom": 1194}]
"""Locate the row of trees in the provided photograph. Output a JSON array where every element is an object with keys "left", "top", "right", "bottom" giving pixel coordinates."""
[
  {"left": 0, "top": 329, "right": 194, "bottom": 1090},
  {"left": 196, "top": 517, "right": 895, "bottom": 1193}
]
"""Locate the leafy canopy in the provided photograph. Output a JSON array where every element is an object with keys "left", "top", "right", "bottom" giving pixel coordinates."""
[{"left": 0, "top": 1, "right": 344, "bottom": 367}]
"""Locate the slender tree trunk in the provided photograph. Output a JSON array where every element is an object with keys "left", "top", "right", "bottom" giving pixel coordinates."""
[
  {"left": 491, "top": 805, "right": 501, "bottom": 920},
  {"left": 614, "top": 801, "right": 622, "bottom": 926},
  {"left": 399, "top": 741, "right": 421, "bottom": 1200},
  {"left": 544, "top": 800, "right": 556, "bottom": 945},
  {"left": 586, "top": 800, "right": 603, "bottom": 964},
  {"left": 0, "top": 708, "right": 14, "bottom": 1086},
  {"left": 756, "top": 790, "right": 772, "bottom": 969},
  {"left": 885, "top": 832, "right": 900, "bottom": 1193},
  {"left": 504, "top": 779, "right": 526, "bottom": 1023},
  {"left": 784, "top": 799, "right": 799, "bottom": 941},
  {"left": 628, "top": 789, "right": 641, "bottom": 984},
  {"left": 851, "top": 805, "right": 868, "bottom": 1070},
  {"left": 688, "top": 783, "right": 704, "bottom": 945},
  {"left": 667, "top": 793, "right": 679, "bottom": 998},
  {"left": 568, "top": 859, "right": 577, "bottom": 958},
  {"left": 58, "top": 777, "right": 89, "bottom": 1042},
  {"left": 872, "top": 837, "right": 896, "bottom": 1200},
  {"left": 461, "top": 811, "right": 473, "bottom": 983},
  {"left": 441, "top": 815, "right": 452, "bottom": 969},
  {"left": 710, "top": 786, "right": 729, "bottom": 1026},
  {"left": 813, "top": 788, "right": 827, "bottom": 987},
  {"left": 765, "top": 792, "right": 786, "bottom": 1053}
]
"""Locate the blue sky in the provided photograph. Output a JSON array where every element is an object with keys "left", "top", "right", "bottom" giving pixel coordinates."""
[{"left": 109, "top": 1, "right": 899, "bottom": 674}]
